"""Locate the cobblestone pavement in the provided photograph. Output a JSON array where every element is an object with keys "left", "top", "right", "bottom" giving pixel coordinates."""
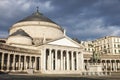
[{"left": 0, "top": 74, "right": 120, "bottom": 80}]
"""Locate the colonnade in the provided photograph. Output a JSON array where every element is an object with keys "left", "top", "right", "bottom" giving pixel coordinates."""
[
  {"left": 102, "top": 60, "right": 120, "bottom": 72},
  {"left": 0, "top": 52, "right": 41, "bottom": 72},
  {"left": 45, "top": 49, "right": 82, "bottom": 71},
  {"left": 84, "top": 59, "right": 120, "bottom": 72}
]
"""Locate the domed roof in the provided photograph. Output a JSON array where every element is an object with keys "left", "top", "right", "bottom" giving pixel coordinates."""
[
  {"left": 18, "top": 9, "right": 56, "bottom": 24},
  {"left": 9, "top": 29, "right": 32, "bottom": 39}
]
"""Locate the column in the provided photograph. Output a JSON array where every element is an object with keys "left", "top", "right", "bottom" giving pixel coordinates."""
[
  {"left": 44, "top": 50, "right": 46, "bottom": 70},
  {"left": 87, "top": 60, "right": 89, "bottom": 70},
  {"left": 7, "top": 53, "right": 10, "bottom": 71},
  {"left": 12, "top": 54, "right": 15, "bottom": 71},
  {"left": 19, "top": 55, "right": 21, "bottom": 71},
  {"left": 46, "top": 54, "right": 48, "bottom": 70},
  {"left": 113, "top": 60, "right": 114, "bottom": 71},
  {"left": 63, "top": 52, "right": 65, "bottom": 70},
  {"left": 114, "top": 60, "right": 116, "bottom": 71},
  {"left": 71, "top": 52, "right": 74, "bottom": 70},
  {"left": 111, "top": 60, "right": 112, "bottom": 71},
  {"left": 76, "top": 52, "right": 78, "bottom": 70},
  {"left": 1, "top": 53, "right": 4, "bottom": 71},
  {"left": 77, "top": 52, "right": 81, "bottom": 70},
  {"left": 118, "top": 60, "right": 119, "bottom": 71},
  {"left": 105, "top": 60, "right": 107, "bottom": 71},
  {"left": 29, "top": 56, "right": 31, "bottom": 68},
  {"left": 60, "top": 50, "right": 63, "bottom": 70},
  {"left": 51, "top": 51, "right": 53, "bottom": 70},
  {"left": 55, "top": 50, "right": 57, "bottom": 70},
  {"left": 113, "top": 60, "right": 115, "bottom": 71},
  {"left": 117, "top": 60, "right": 119, "bottom": 71},
  {"left": 111, "top": 60, "right": 113, "bottom": 71},
  {"left": 116, "top": 60, "right": 118, "bottom": 71},
  {"left": 63, "top": 55, "right": 65, "bottom": 70},
  {"left": 115, "top": 60, "right": 117, "bottom": 72},
  {"left": 79, "top": 52, "right": 83, "bottom": 70},
  {"left": 67, "top": 51, "right": 69, "bottom": 70},
  {"left": 39, "top": 57, "right": 41, "bottom": 70},
  {"left": 24, "top": 56, "right": 26, "bottom": 71}
]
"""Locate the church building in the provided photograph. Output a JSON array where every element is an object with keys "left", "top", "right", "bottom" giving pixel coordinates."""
[{"left": 0, "top": 9, "right": 84, "bottom": 74}]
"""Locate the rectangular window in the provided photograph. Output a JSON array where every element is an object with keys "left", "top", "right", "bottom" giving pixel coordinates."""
[
  {"left": 114, "top": 44, "right": 116, "bottom": 48},
  {"left": 115, "top": 50, "right": 116, "bottom": 53},
  {"left": 108, "top": 44, "right": 110, "bottom": 48},
  {"left": 118, "top": 45, "right": 120, "bottom": 48}
]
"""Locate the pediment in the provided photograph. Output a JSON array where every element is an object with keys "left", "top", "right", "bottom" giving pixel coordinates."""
[{"left": 47, "top": 37, "right": 82, "bottom": 48}]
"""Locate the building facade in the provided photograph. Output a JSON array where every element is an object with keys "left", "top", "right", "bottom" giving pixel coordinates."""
[
  {"left": 0, "top": 9, "right": 120, "bottom": 75},
  {"left": 0, "top": 10, "right": 84, "bottom": 74},
  {"left": 83, "top": 36, "right": 120, "bottom": 72}
]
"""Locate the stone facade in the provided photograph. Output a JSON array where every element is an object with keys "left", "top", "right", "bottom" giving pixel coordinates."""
[
  {"left": 0, "top": 10, "right": 84, "bottom": 75},
  {"left": 9, "top": 21, "right": 64, "bottom": 41},
  {"left": 0, "top": 9, "right": 119, "bottom": 75},
  {"left": 83, "top": 36, "right": 120, "bottom": 73}
]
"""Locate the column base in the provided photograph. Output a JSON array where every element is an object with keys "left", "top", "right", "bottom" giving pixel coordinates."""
[
  {"left": 6, "top": 70, "right": 10, "bottom": 72},
  {"left": 11, "top": 70, "right": 15, "bottom": 72},
  {"left": 1, "top": 69, "right": 4, "bottom": 72},
  {"left": 34, "top": 70, "right": 37, "bottom": 72}
]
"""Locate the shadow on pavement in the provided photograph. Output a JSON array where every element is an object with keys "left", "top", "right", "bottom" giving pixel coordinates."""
[{"left": 0, "top": 74, "right": 105, "bottom": 80}]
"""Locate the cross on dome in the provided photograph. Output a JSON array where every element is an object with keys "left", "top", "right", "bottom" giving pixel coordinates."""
[{"left": 36, "top": 6, "right": 39, "bottom": 12}]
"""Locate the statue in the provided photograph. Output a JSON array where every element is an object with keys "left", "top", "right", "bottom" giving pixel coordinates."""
[{"left": 91, "top": 50, "right": 101, "bottom": 65}]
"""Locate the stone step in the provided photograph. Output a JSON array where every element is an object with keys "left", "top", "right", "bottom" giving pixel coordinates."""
[{"left": 111, "top": 72, "right": 120, "bottom": 76}]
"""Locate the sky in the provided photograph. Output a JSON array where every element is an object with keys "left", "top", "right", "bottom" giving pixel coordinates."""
[{"left": 0, "top": 0, "right": 120, "bottom": 41}]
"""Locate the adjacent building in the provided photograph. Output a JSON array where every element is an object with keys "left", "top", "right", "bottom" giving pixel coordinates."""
[{"left": 83, "top": 36, "right": 120, "bottom": 72}]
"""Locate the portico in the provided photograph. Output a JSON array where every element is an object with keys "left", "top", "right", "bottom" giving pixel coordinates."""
[
  {"left": 0, "top": 44, "right": 41, "bottom": 72},
  {"left": 40, "top": 37, "right": 84, "bottom": 74},
  {"left": 46, "top": 49, "right": 80, "bottom": 71}
]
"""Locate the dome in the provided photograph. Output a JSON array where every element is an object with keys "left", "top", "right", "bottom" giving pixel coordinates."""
[
  {"left": 7, "top": 29, "right": 32, "bottom": 45},
  {"left": 9, "top": 10, "right": 64, "bottom": 43},
  {"left": 18, "top": 10, "right": 56, "bottom": 24}
]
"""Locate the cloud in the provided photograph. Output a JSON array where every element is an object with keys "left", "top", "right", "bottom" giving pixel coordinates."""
[
  {"left": 0, "top": 0, "right": 120, "bottom": 40},
  {"left": 0, "top": 0, "right": 28, "bottom": 17},
  {"left": 0, "top": 0, "right": 55, "bottom": 17},
  {"left": 44, "top": 1, "right": 54, "bottom": 11},
  {"left": 0, "top": 0, "right": 55, "bottom": 33},
  {"left": 51, "top": 0, "right": 120, "bottom": 40},
  {"left": 57, "top": 15, "right": 120, "bottom": 40}
]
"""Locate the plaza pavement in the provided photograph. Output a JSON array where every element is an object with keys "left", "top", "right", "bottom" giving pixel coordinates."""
[{"left": 0, "top": 73, "right": 120, "bottom": 80}]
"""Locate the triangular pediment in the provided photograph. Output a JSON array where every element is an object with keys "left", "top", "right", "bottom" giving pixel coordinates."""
[{"left": 47, "top": 36, "right": 82, "bottom": 48}]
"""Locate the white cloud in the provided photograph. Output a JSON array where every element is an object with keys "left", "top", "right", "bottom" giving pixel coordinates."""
[
  {"left": 107, "top": 26, "right": 120, "bottom": 36},
  {"left": 44, "top": 1, "right": 54, "bottom": 11},
  {"left": 0, "top": 0, "right": 29, "bottom": 17},
  {"left": 64, "top": 17, "right": 120, "bottom": 40},
  {"left": 0, "top": 0, "right": 119, "bottom": 40},
  {"left": 21, "top": 3, "right": 30, "bottom": 11},
  {"left": 27, "top": 0, "right": 55, "bottom": 12},
  {"left": 0, "top": 0, "right": 55, "bottom": 18}
]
